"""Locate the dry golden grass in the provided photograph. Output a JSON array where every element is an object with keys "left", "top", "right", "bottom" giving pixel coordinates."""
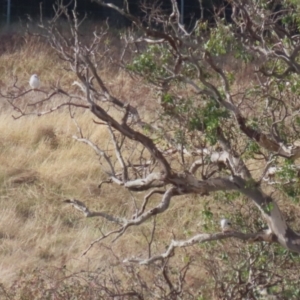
[
  {"left": 0, "top": 28, "right": 197, "bottom": 289},
  {"left": 0, "top": 110, "right": 153, "bottom": 283},
  {"left": 1, "top": 23, "right": 300, "bottom": 299},
  {"left": 0, "top": 102, "right": 213, "bottom": 290}
]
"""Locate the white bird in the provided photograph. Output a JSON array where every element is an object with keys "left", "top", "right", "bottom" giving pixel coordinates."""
[
  {"left": 29, "top": 74, "right": 40, "bottom": 90},
  {"left": 220, "top": 218, "right": 233, "bottom": 233}
]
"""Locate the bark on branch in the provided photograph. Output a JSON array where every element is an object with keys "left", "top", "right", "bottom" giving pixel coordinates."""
[{"left": 124, "top": 230, "right": 276, "bottom": 265}]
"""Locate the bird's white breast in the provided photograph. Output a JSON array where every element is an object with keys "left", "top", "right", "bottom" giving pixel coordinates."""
[{"left": 29, "top": 75, "right": 40, "bottom": 89}]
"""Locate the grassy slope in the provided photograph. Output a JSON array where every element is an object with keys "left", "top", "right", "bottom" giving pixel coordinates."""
[
  {"left": 0, "top": 32, "right": 114, "bottom": 282},
  {"left": 1, "top": 25, "right": 300, "bottom": 298},
  {"left": 0, "top": 29, "right": 203, "bottom": 289}
]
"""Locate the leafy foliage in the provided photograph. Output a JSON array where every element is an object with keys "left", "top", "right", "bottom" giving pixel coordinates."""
[{"left": 127, "top": 45, "right": 170, "bottom": 80}]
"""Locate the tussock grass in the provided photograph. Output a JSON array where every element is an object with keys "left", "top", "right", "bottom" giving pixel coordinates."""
[
  {"left": 0, "top": 30, "right": 164, "bottom": 287},
  {"left": 0, "top": 100, "right": 207, "bottom": 287},
  {"left": 1, "top": 23, "right": 300, "bottom": 299}
]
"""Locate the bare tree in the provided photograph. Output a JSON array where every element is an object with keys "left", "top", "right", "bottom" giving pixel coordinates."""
[{"left": 3, "top": 0, "right": 300, "bottom": 297}]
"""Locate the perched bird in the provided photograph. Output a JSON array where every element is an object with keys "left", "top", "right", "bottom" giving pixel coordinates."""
[
  {"left": 29, "top": 74, "right": 40, "bottom": 90},
  {"left": 220, "top": 218, "right": 233, "bottom": 233}
]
